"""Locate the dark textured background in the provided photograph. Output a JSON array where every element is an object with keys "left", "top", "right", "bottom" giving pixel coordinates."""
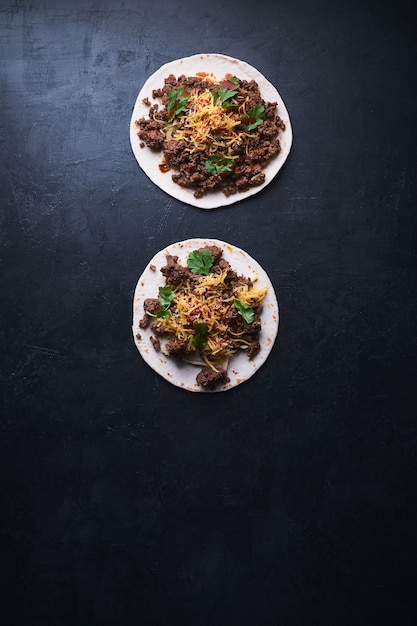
[{"left": 1, "top": 0, "right": 416, "bottom": 624}]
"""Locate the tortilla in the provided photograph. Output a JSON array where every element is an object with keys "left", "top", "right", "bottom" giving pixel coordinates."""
[
  {"left": 132, "top": 238, "right": 279, "bottom": 392},
  {"left": 129, "top": 53, "right": 292, "bottom": 209}
]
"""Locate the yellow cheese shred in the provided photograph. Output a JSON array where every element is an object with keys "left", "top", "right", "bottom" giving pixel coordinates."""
[
  {"left": 168, "top": 88, "right": 247, "bottom": 157},
  {"left": 156, "top": 269, "right": 267, "bottom": 368}
]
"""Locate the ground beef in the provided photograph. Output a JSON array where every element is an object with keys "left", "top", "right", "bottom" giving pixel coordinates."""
[
  {"left": 139, "top": 297, "right": 161, "bottom": 328},
  {"left": 247, "top": 339, "right": 260, "bottom": 359},
  {"left": 150, "top": 320, "right": 166, "bottom": 335},
  {"left": 165, "top": 338, "right": 188, "bottom": 359},
  {"left": 139, "top": 315, "right": 150, "bottom": 329},
  {"left": 135, "top": 73, "right": 285, "bottom": 198},
  {"left": 163, "top": 140, "right": 189, "bottom": 167},
  {"left": 227, "top": 303, "right": 263, "bottom": 360},
  {"left": 160, "top": 254, "right": 194, "bottom": 285},
  {"left": 210, "top": 257, "right": 252, "bottom": 291},
  {"left": 141, "top": 245, "right": 266, "bottom": 389},
  {"left": 143, "top": 298, "right": 160, "bottom": 314},
  {"left": 196, "top": 366, "right": 230, "bottom": 390},
  {"left": 200, "top": 245, "right": 223, "bottom": 265},
  {"left": 150, "top": 336, "right": 160, "bottom": 351}
]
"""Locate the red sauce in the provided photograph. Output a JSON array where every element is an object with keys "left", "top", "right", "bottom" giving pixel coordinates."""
[
  {"left": 196, "top": 71, "right": 215, "bottom": 83},
  {"left": 159, "top": 161, "right": 170, "bottom": 173}
]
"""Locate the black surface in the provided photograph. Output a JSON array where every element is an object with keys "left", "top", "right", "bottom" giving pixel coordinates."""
[{"left": 1, "top": 1, "right": 417, "bottom": 624}]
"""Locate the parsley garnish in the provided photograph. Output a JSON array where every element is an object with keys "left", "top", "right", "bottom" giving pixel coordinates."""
[
  {"left": 167, "top": 88, "right": 189, "bottom": 120},
  {"left": 242, "top": 104, "right": 265, "bottom": 131},
  {"left": 234, "top": 300, "right": 255, "bottom": 324},
  {"left": 217, "top": 87, "right": 238, "bottom": 106},
  {"left": 187, "top": 249, "right": 214, "bottom": 275},
  {"left": 205, "top": 154, "right": 234, "bottom": 175},
  {"left": 156, "top": 308, "right": 170, "bottom": 319},
  {"left": 158, "top": 286, "right": 176, "bottom": 307},
  {"left": 156, "top": 286, "right": 176, "bottom": 318},
  {"left": 191, "top": 323, "right": 208, "bottom": 350},
  {"left": 212, "top": 78, "right": 239, "bottom": 108}
]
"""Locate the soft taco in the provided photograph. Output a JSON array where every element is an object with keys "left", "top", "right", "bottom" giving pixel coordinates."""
[
  {"left": 130, "top": 53, "right": 292, "bottom": 209},
  {"left": 132, "top": 238, "right": 279, "bottom": 392}
]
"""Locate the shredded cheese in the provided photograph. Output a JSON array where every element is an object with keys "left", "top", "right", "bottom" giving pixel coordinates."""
[
  {"left": 167, "top": 88, "right": 245, "bottom": 156},
  {"left": 235, "top": 284, "right": 268, "bottom": 304},
  {"left": 155, "top": 267, "right": 267, "bottom": 368}
]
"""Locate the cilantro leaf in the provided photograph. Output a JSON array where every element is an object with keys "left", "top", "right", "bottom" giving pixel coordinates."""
[
  {"left": 156, "top": 308, "right": 171, "bottom": 319},
  {"left": 242, "top": 104, "right": 265, "bottom": 131},
  {"left": 217, "top": 87, "right": 238, "bottom": 106},
  {"left": 191, "top": 323, "right": 208, "bottom": 350},
  {"left": 167, "top": 88, "right": 189, "bottom": 120},
  {"left": 158, "top": 286, "right": 176, "bottom": 308},
  {"left": 187, "top": 249, "right": 214, "bottom": 275},
  {"left": 155, "top": 286, "right": 176, "bottom": 318},
  {"left": 205, "top": 154, "right": 234, "bottom": 175},
  {"left": 212, "top": 80, "right": 239, "bottom": 108},
  {"left": 234, "top": 300, "right": 255, "bottom": 324}
]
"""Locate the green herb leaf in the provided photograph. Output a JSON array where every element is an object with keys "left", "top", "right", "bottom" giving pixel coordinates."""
[
  {"left": 234, "top": 300, "right": 255, "bottom": 324},
  {"left": 156, "top": 308, "right": 171, "bottom": 319},
  {"left": 158, "top": 286, "right": 176, "bottom": 308},
  {"left": 187, "top": 249, "right": 214, "bottom": 275},
  {"left": 242, "top": 104, "right": 265, "bottom": 131},
  {"left": 155, "top": 286, "right": 176, "bottom": 318},
  {"left": 205, "top": 154, "right": 234, "bottom": 175},
  {"left": 212, "top": 79, "right": 239, "bottom": 108},
  {"left": 217, "top": 87, "right": 238, "bottom": 106},
  {"left": 167, "top": 88, "right": 189, "bottom": 120},
  {"left": 191, "top": 323, "right": 208, "bottom": 350}
]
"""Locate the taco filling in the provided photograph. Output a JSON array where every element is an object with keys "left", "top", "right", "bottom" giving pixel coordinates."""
[
  {"left": 135, "top": 73, "right": 286, "bottom": 199},
  {"left": 138, "top": 244, "right": 268, "bottom": 389}
]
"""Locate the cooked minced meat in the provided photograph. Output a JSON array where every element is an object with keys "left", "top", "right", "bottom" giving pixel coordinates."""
[
  {"left": 135, "top": 73, "right": 285, "bottom": 198},
  {"left": 139, "top": 297, "right": 161, "bottom": 328},
  {"left": 143, "top": 298, "right": 160, "bottom": 314},
  {"left": 160, "top": 254, "right": 195, "bottom": 284},
  {"left": 149, "top": 336, "right": 161, "bottom": 351},
  {"left": 165, "top": 337, "right": 188, "bottom": 359},
  {"left": 196, "top": 367, "right": 230, "bottom": 389},
  {"left": 142, "top": 245, "right": 267, "bottom": 389}
]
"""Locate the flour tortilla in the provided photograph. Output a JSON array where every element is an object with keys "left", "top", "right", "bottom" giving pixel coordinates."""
[
  {"left": 130, "top": 53, "right": 292, "bottom": 209},
  {"left": 132, "top": 238, "right": 279, "bottom": 392}
]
